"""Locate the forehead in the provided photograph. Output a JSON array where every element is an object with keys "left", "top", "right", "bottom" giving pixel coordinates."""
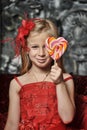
[{"left": 27, "top": 32, "right": 50, "bottom": 44}]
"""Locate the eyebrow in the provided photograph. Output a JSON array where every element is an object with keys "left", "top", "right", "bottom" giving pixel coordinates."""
[{"left": 28, "top": 43, "right": 38, "bottom": 46}]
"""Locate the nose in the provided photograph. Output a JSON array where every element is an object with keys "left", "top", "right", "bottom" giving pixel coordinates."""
[{"left": 38, "top": 47, "right": 45, "bottom": 56}]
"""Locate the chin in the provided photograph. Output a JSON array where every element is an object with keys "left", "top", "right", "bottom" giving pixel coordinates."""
[{"left": 34, "top": 62, "right": 48, "bottom": 68}]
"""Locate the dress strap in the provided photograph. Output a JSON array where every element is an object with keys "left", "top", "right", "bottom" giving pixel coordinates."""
[
  {"left": 64, "top": 76, "right": 73, "bottom": 82},
  {"left": 14, "top": 77, "right": 22, "bottom": 87}
]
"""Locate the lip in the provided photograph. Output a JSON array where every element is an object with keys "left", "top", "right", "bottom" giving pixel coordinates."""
[{"left": 37, "top": 58, "right": 46, "bottom": 63}]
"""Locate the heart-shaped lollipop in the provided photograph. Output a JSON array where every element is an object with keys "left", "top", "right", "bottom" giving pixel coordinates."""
[{"left": 45, "top": 37, "right": 68, "bottom": 61}]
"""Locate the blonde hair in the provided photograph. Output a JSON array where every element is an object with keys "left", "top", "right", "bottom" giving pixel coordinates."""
[{"left": 20, "top": 18, "right": 64, "bottom": 74}]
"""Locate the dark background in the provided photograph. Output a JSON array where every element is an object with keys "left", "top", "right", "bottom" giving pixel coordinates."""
[{"left": 0, "top": 0, "right": 87, "bottom": 75}]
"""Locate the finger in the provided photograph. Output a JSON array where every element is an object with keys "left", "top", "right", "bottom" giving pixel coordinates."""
[{"left": 51, "top": 64, "right": 59, "bottom": 71}]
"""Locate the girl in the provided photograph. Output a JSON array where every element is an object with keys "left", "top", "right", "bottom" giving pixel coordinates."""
[{"left": 4, "top": 18, "right": 75, "bottom": 130}]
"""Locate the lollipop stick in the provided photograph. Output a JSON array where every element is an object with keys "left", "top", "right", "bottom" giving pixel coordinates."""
[{"left": 54, "top": 60, "right": 56, "bottom": 64}]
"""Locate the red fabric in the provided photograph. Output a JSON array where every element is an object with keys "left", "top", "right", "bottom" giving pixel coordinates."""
[
  {"left": 19, "top": 81, "right": 67, "bottom": 130},
  {"left": 71, "top": 94, "right": 87, "bottom": 130},
  {"left": 64, "top": 76, "right": 73, "bottom": 82},
  {"left": 0, "top": 74, "right": 87, "bottom": 130},
  {"left": 72, "top": 75, "right": 87, "bottom": 95}
]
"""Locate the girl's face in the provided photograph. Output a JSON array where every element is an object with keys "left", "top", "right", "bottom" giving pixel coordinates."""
[{"left": 27, "top": 32, "right": 53, "bottom": 69}]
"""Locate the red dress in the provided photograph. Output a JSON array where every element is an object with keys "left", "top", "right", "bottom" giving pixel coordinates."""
[{"left": 15, "top": 77, "right": 72, "bottom": 130}]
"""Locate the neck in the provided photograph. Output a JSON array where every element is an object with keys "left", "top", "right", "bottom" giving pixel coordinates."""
[
  {"left": 31, "top": 64, "right": 51, "bottom": 74},
  {"left": 29, "top": 65, "right": 50, "bottom": 82}
]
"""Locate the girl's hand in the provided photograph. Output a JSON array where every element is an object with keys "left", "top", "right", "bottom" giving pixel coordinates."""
[{"left": 50, "top": 62, "right": 64, "bottom": 84}]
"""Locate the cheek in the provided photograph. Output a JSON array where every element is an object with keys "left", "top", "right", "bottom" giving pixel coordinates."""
[
  {"left": 28, "top": 52, "right": 34, "bottom": 61},
  {"left": 28, "top": 50, "right": 36, "bottom": 57}
]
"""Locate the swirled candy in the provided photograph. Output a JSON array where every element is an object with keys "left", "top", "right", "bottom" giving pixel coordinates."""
[{"left": 46, "top": 37, "right": 68, "bottom": 60}]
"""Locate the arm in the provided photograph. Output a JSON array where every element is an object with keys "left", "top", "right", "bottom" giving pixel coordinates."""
[
  {"left": 4, "top": 79, "right": 20, "bottom": 130},
  {"left": 50, "top": 63, "right": 75, "bottom": 124},
  {"left": 56, "top": 76, "right": 75, "bottom": 124}
]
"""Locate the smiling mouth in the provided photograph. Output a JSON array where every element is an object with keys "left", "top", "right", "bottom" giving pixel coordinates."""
[{"left": 37, "top": 59, "right": 46, "bottom": 63}]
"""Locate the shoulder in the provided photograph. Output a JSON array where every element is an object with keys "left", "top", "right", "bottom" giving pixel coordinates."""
[
  {"left": 63, "top": 73, "right": 74, "bottom": 89},
  {"left": 63, "top": 73, "right": 74, "bottom": 87},
  {"left": 9, "top": 75, "right": 24, "bottom": 93},
  {"left": 10, "top": 72, "right": 31, "bottom": 88},
  {"left": 14, "top": 72, "right": 34, "bottom": 85},
  {"left": 63, "top": 73, "right": 73, "bottom": 81}
]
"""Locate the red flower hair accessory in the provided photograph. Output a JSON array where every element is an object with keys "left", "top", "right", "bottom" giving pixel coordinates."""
[{"left": 15, "top": 19, "right": 35, "bottom": 55}]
